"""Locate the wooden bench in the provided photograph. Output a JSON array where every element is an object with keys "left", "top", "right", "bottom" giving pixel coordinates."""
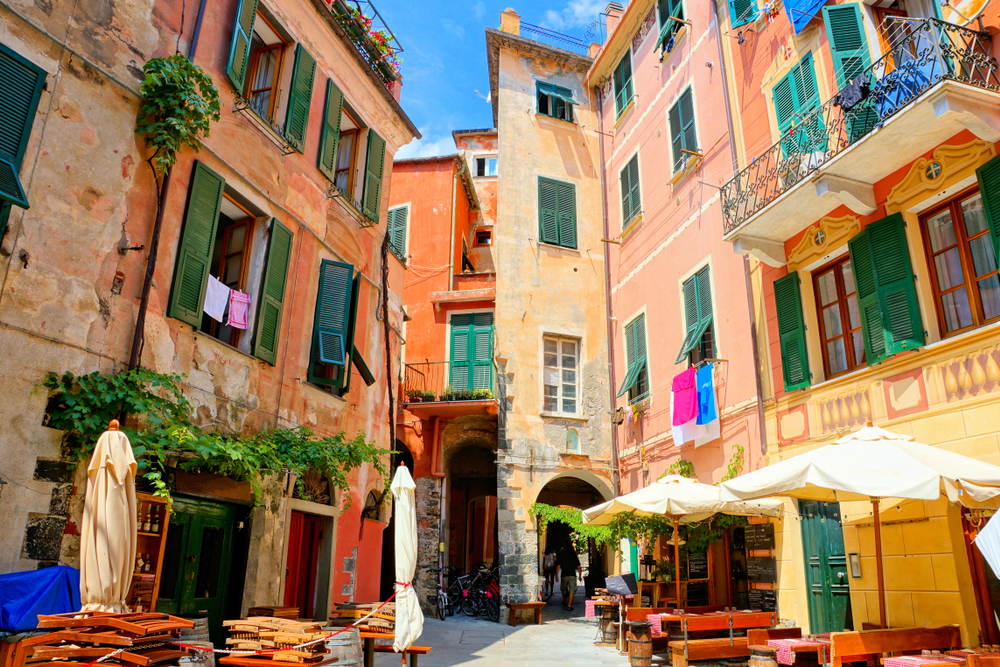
[
  {"left": 507, "top": 601, "right": 546, "bottom": 627},
  {"left": 829, "top": 626, "right": 961, "bottom": 667},
  {"left": 372, "top": 645, "right": 432, "bottom": 667},
  {"left": 669, "top": 637, "right": 750, "bottom": 667}
]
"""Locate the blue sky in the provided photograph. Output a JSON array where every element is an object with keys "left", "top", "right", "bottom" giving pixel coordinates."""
[{"left": 376, "top": 0, "right": 607, "bottom": 159}]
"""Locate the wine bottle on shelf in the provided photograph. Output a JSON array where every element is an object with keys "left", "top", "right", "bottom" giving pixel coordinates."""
[
  {"left": 142, "top": 508, "right": 151, "bottom": 533},
  {"left": 152, "top": 512, "right": 160, "bottom": 534},
  {"left": 143, "top": 556, "right": 151, "bottom": 573},
  {"left": 136, "top": 554, "right": 144, "bottom": 573}
]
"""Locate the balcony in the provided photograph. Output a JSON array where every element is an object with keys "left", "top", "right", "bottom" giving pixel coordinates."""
[
  {"left": 329, "top": 0, "right": 402, "bottom": 89},
  {"left": 518, "top": 22, "right": 590, "bottom": 57},
  {"left": 721, "top": 18, "right": 1000, "bottom": 265},
  {"left": 401, "top": 361, "right": 499, "bottom": 419}
]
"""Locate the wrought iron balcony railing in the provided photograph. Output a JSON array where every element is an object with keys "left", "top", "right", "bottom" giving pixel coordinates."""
[
  {"left": 330, "top": 0, "right": 402, "bottom": 88},
  {"left": 519, "top": 22, "right": 590, "bottom": 56},
  {"left": 721, "top": 18, "right": 999, "bottom": 235},
  {"left": 402, "top": 361, "right": 497, "bottom": 404}
]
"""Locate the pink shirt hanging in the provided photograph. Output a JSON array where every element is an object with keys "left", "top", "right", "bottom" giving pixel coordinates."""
[
  {"left": 671, "top": 368, "right": 698, "bottom": 426},
  {"left": 227, "top": 290, "right": 250, "bottom": 330}
]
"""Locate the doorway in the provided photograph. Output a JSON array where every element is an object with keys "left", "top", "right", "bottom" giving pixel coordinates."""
[
  {"left": 284, "top": 511, "right": 323, "bottom": 618},
  {"left": 156, "top": 497, "right": 242, "bottom": 645},
  {"left": 964, "top": 510, "right": 1000, "bottom": 645},
  {"left": 799, "top": 500, "right": 852, "bottom": 633}
]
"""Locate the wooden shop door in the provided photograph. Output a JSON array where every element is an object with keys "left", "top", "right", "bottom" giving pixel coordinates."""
[{"left": 284, "top": 511, "right": 323, "bottom": 618}]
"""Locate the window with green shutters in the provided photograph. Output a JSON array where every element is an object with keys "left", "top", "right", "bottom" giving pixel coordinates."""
[
  {"left": 0, "top": 43, "right": 46, "bottom": 236},
  {"left": 823, "top": 4, "right": 870, "bottom": 87},
  {"left": 772, "top": 54, "right": 826, "bottom": 156},
  {"left": 538, "top": 177, "right": 577, "bottom": 249},
  {"left": 387, "top": 206, "right": 407, "bottom": 260},
  {"left": 283, "top": 45, "right": 316, "bottom": 153},
  {"left": 225, "top": 0, "right": 259, "bottom": 91},
  {"left": 362, "top": 131, "right": 386, "bottom": 223},
  {"left": 450, "top": 312, "right": 494, "bottom": 392},
  {"left": 308, "top": 259, "right": 370, "bottom": 394},
  {"left": 975, "top": 153, "right": 1000, "bottom": 274},
  {"left": 847, "top": 213, "right": 924, "bottom": 365},
  {"left": 657, "top": 0, "right": 685, "bottom": 51},
  {"left": 668, "top": 87, "right": 698, "bottom": 173},
  {"left": 613, "top": 50, "right": 634, "bottom": 118},
  {"left": 253, "top": 219, "right": 293, "bottom": 365},
  {"left": 620, "top": 154, "right": 641, "bottom": 227},
  {"left": 729, "top": 0, "right": 758, "bottom": 28},
  {"left": 168, "top": 161, "right": 226, "bottom": 328},
  {"left": 616, "top": 314, "right": 648, "bottom": 402},
  {"left": 318, "top": 79, "right": 345, "bottom": 183},
  {"left": 675, "top": 266, "right": 714, "bottom": 364},
  {"left": 536, "top": 82, "right": 575, "bottom": 122},
  {"left": 774, "top": 271, "right": 811, "bottom": 392}
]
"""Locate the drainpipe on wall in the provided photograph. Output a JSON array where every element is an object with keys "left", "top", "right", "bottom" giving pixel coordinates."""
[
  {"left": 187, "top": 0, "right": 209, "bottom": 60},
  {"left": 595, "top": 89, "right": 620, "bottom": 496},
  {"left": 711, "top": 0, "right": 767, "bottom": 460}
]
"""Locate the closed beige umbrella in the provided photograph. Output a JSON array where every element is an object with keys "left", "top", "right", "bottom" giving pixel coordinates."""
[{"left": 80, "top": 420, "right": 138, "bottom": 612}]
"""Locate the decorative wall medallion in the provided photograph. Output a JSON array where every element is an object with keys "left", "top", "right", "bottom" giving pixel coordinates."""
[
  {"left": 886, "top": 139, "right": 996, "bottom": 213},
  {"left": 786, "top": 215, "right": 861, "bottom": 271},
  {"left": 818, "top": 389, "right": 872, "bottom": 434}
]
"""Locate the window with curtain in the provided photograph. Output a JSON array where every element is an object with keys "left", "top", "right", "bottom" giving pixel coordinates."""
[{"left": 543, "top": 336, "right": 579, "bottom": 414}]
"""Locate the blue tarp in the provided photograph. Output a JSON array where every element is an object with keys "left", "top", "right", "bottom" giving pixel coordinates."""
[
  {"left": 785, "top": 0, "right": 828, "bottom": 34},
  {"left": 0, "top": 566, "right": 81, "bottom": 631}
]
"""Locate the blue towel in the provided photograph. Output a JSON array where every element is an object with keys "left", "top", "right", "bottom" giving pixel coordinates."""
[
  {"left": 0, "top": 566, "right": 81, "bottom": 631},
  {"left": 696, "top": 364, "right": 718, "bottom": 426},
  {"left": 784, "top": 0, "right": 827, "bottom": 35}
]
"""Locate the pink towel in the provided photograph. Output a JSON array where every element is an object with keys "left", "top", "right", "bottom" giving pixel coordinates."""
[
  {"left": 585, "top": 600, "right": 596, "bottom": 618},
  {"left": 227, "top": 290, "right": 250, "bottom": 329},
  {"left": 671, "top": 368, "right": 698, "bottom": 425},
  {"left": 647, "top": 614, "right": 662, "bottom": 637}
]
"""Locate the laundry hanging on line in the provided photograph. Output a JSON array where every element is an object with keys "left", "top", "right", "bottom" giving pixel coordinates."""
[
  {"left": 203, "top": 275, "right": 230, "bottom": 323},
  {"left": 694, "top": 363, "right": 720, "bottom": 448},
  {"left": 228, "top": 290, "right": 251, "bottom": 330},
  {"left": 671, "top": 364, "right": 721, "bottom": 447}
]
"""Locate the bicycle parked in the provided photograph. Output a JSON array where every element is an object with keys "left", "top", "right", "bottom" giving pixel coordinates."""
[{"left": 460, "top": 562, "right": 500, "bottom": 622}]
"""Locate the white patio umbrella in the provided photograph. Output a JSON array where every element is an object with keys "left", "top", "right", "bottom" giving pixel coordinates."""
[
  {"left": 390, "top": 466, "right": 422, "bottom": 652},
  {"left": 583, "top": 475, "right": 783, "bottom": 607},
  {"left": 80, "top": 419, "right": 138, "bottom": 612},
  {"left": 719, "top": 424, "right": 1000, "bottom": 628}
]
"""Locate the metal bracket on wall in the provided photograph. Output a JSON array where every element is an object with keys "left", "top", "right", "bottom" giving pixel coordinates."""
[
  {"left": 232, "top": 96, "right": 297, "bottom": 156},
  {"left": 327, "top": 185, "right": 377, "bottom": 228}
]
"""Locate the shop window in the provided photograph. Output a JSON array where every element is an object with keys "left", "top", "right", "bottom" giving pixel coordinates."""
[
  {"left": 475, "top": 230, "right": 492, "bottom": 246},
  {"left": 536, "top": 82, "right": 575, "bottom": 122},
  {"left": 813, "top": 256, "right": 866, "bottom": 378},
  {"left": 617, "top": 314, "right": 649, "bottom": 403},
  {"left": 921, "top": 188, "right": 1000, "bottom": 336},
  {"left": 613, "top": 49, "right": 633, "bottom": 118},
  {"left": 475, "top": 155, "right": 497, "bottom": 178},
  {"left": 543, "top": 336, "right": 579, "bottom": 415}
]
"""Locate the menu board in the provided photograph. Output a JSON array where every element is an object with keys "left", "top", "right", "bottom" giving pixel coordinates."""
[
  {"left": 748, "top": 588, "right": 777, "bottom": 612},
  {"left": 687, "top": 551, "right": 709, "bottom": 580},
  {"left": 747, "top": 556, "right": 777, "bottom": 583},
  {"left": 744, "top": 524, "right": 775, "bottom": 550}
]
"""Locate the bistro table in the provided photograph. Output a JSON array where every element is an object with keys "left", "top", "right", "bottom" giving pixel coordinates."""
[{"left": 768, "top": 637, "right": 832, "bottom": 667}]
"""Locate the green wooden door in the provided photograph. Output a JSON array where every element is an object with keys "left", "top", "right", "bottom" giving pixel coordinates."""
[
  {"left": 449, "top": 313, "right": 493, "bottom": 392},
  {"left": 156, "top": 497, "right": 237, "bottom": 645},
  {"left": 799, "top": 501, "right": 852, "bottom": 633}
]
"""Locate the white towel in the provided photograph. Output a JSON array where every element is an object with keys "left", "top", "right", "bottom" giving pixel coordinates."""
[{"left": 203, "top": 275, "right": 230, "bottom": 323}]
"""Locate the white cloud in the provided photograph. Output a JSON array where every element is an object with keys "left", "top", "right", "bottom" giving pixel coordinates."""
[
  {"left": 540, "top": 0, "right": 604, "bottom": 30},
  {"left": 472, "top": 1, "right": 485, "bottom": 20},
  {"left": 394, "top": 131, "right": 456, "bottom": 160}
]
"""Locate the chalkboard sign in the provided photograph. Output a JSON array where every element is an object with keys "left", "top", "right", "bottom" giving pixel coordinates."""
[
  {"left": 747, "top": 556, "right": 777, "bottom": 583},
  {"left": 748, "top": 588, "right": 777, "bottom": 612},
  {"left": 745, "top": 524, "right": 775, "bottom": 550},
  {"left": 687, "top": 551, "right": 709, "bottom": 580}
]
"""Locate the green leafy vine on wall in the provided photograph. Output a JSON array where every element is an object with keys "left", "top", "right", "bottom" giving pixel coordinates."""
[
  {"left": 40, "top": 369, "right": 388, "bottom": 507},
  {"left": 660, "top": 459, "right": 695, "bottom": 480},
  {"left": 721, "top": 442, "right": 745, "bottom": 483}
]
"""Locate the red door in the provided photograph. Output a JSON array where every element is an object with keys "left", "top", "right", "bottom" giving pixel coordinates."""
[{"left": 284, "top": 512, "right": 323, "bottom": 618}]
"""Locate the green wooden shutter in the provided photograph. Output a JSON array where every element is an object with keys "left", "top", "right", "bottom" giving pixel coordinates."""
[
  {"left": 633, "top": 313, "right": 648, "bottom": 395},
  {"left": 472, "top": 313, "right": 494, "bottom": 391},
  {"left": 225, "top": 0, "right": 259, "bottom": 91},
  {"left": 388, "top": 206, "right": 407, "bottom": 258},
  {"left": 729, "top": 0, "right": 757, "bottom": 27},
  {"left": 284, "top": 45, "right": 316, "bottom": 153},
  {"left": 556, "top": 181, "right": 577, "bottom": 249},
  {"left": 168, "top": 161, "right": 225, "bottom": 327},
  {"left": 868, "top": 213, "right": 923, "bottom": 355},
  {"left": 617, "top": 316, "right": 642, "bottom": 397},
  {"left": 823, "top": 4, "right": 870, "bottom": 88},
  {"left": 773, "top": 76, "right": 796, "bottom": 134},
  {"left": 318, "top": 79, "right": 344, "bottom": 182},
  {"left": 339, "top": 274, "right": 361, "bottom": 393},
  {"left": 363, "top": 131, "right": 386, "bottom": 222},
  {"left": 352, "top": 346, "right": 376, "bottom": 386},
  {"left": 253, "top": 219, "right": 293, "bottom": 365},
  {"left": 628, "top": 155, "right": 641, "bottom": 221},
  {"left": 675, "top": 268, "right": 713, "bottom": 363},
  {"left": 0, "top": 44, "right": 46, "bottom": 231},
  {"left": 620, "top": 165, "right": 631, "bottom": 225},
  {"left": 680, "top": 88, "right": 697, "bottom": 159},
  {"left": 696, "top": 265, "right": 712, "bottom": 330},
  {"left": 538, "top": 178, "right": 559, "bottom": 244},
  {"left": 450, "top": 313, "right": 472, "bottom": 390},
  {"left": 774, "top": 272, "right": 810, "bottom": 391},
  {"left": 614, "top": 52, "right": 632, "bottom": 117},
  {"left": 669, "top": 101, "right": 684, "bottom": 170},
  {"left": 848, "top": 226, "right": 886, "bottom": 364},
  {"left": 975, "top": 153, "right": 1000, "bottom": 266},
  {"left": 312, "top": 260, "right": 354, "bottom": 368}
]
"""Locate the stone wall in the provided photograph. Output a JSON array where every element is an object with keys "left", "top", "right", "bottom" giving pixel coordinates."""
[{"left": 414, "top": 476, "right": 441, "bottom": 615}]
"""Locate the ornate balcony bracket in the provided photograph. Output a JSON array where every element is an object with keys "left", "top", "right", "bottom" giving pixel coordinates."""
[
  {"left": 732, "top": 235, "right": 786, "bottom": 267},
  {"left": 815, "top": 175, "right": 877, "bottom": 216},
  {"left": 930, "top": 88, "right": 1000, "bottom": 143}
]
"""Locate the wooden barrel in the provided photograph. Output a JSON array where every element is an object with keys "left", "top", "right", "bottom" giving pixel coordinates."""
[
  {"left": 326, "top": 628, "right": 363, "bottom": 667},
  {"left": 599, "top": 605, "right": 617, "bottom": 644},
  {"left": 627, "top": 621, "right": 653, "bottom": 667},
  {"left": 749, "top": 644, "right": 779, "bottom": 667}
]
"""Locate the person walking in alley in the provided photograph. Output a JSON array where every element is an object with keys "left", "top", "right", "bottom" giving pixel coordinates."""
[{"left": 556, "top": 538, "right": 582, "bottom": 611}]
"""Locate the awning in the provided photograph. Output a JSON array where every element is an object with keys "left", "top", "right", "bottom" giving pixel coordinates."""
[
  {"left": 0, "top": 156, "right": 29, "bottom": 210},
  {"left": 785, "top": 0, "right": 827, "bottom": 35},
  {"left": 616, "top": 360, "right": 641, "bottom": 398},
  {"left": 674, "top": 317, "right": 711, "bottom": 364}
]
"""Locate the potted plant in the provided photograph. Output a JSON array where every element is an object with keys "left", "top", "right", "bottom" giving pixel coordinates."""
[
  {"left": 421, "top": 389, "right": 436, "bottom": 401},
  {"left": 472, "top": 388, "right": 493, "bottom": 400},
  {"left": 405, "top": 389, "right": 424, "bottom": 403}
]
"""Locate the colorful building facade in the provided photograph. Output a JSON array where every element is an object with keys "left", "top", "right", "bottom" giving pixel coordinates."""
[{"left": 717, "top": 0, "right": 1000, "bottom": 644}]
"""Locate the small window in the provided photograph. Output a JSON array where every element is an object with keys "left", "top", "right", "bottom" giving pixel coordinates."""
[
  {"left": 813, "top": 256, "right": 866, "bottom": 377},
  {"left": 335, "top": 110, "right": 361, "bottom": 195},
  {"left": 620, "top": 154, "right": 641, "bottom": 227},
  {"left": 729, "top": 0, "right": 759, "bottom": 28},
  {"left": 475, "top": 230, "right": 492, "bottom": 246},
  {"left": 536, "top": 82, "right": 575, "bottom": 122},
  {"left": 613, "top": 50, "right": 634, "bottom": 118},
  {"left": 921, "top": 189, "right": 1000, "bottom": 336},
  {"left": 668, "top": 87, "right": 699, "bottom": 173},
  {"left": 676, "top": 266, "right": 713, "bottom": 365},
  {"left": 656, "top": 0, "right": 685, "bottom": 53},
  {"left": 387, "top": 206, "right": 407, "bottom": 260},
  {"left": 537, "top": 177, "right": 577, "bottom": 249},
  {"left": 544, "top": 337, "right": 579, "bottom": 414},
  {"left": 461, "top": 238, "right": 475, "bottom": 272},
  {"left": 475, "top": 156, "right": 498, "bottom": 178},
  {"left": 244, "top": 15, "right": 287, "bottom": 122},
  {"left": 566, "top": 428, "right": 580, "bottom": 454}
]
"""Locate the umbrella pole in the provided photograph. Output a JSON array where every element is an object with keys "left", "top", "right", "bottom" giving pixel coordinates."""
[
  {"left": 673, "top": 516, "right": 681, "bottom": 608},
  {"left": 872, "top": 497, "right": 887, "bottom": 628}
]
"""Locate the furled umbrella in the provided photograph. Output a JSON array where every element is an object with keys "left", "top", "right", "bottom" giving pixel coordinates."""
[
  {"left": 582, "top": 475, "right": 783, "bottom": 608},
  {"left": 719, "top": 424, "right": 1000, "bottom": 629},
  {"left": 390, "top": 465, "right": 423, "bottom": 653},
  {"left": 80, "top": 420, "right": 138, "bottom": 612}
]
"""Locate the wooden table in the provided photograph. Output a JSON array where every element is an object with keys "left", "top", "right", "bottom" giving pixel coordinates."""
[
  {"left": 768, "top": 638, "right": 831, "bottom": 667},
  {"left": 359, "top": 631, "right": 394, "bottom": 667}
]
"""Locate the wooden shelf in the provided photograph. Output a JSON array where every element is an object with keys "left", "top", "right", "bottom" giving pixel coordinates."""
[
  {"left": 137, "top": 531, "right": 163, "bottom": 537},
  {"left": 129, "top": 493, "right": 171, "bottom": 612}
]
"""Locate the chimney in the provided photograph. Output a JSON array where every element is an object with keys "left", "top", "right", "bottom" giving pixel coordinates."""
[
  {"left": 604, "top": 2, "right": 623, "bottom": 42},
  {"left": 500, "top": 8, "right": 520, "bottom": 35}
]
